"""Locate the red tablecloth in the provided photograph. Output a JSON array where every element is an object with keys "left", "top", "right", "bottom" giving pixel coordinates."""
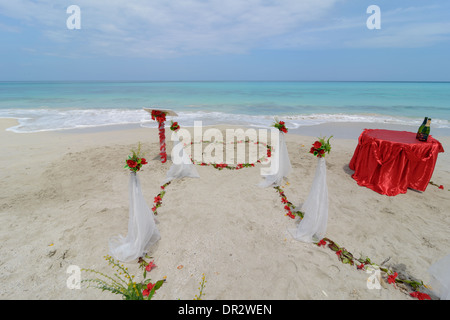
[{"left": 349, "top": 129, "right": 444, "bottom": 196}]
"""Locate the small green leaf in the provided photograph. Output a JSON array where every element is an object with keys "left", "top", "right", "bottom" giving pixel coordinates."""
[{"left": 154, "top": 279, "right": 165, "bottom": 291}]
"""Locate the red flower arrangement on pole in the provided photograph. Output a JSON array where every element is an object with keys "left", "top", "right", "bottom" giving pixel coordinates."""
[
  {"left": 309, "top": 136, "right": 333, "bottom": 158},
  {"left": 150, "top": 110, "right": 169, "bottom": 163},
  {"left": 150, "top": 110, "right": 167, "bottom": 123},
  {"left": 273, "top": 119, "right": 288, "bottom": 133},
  {"left": 170, "top": 121, "right": 180, "bottom": 132},
  {"left": 124, "top": 142, "right": 148, "bottom": 173}
]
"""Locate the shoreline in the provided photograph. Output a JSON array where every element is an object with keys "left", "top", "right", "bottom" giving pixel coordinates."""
[
  {"left": 3, "top": 117, "right": 450, "bottom": 139},
  {"left": 1, "top": 117, "right": 449, "bottom": 300}
]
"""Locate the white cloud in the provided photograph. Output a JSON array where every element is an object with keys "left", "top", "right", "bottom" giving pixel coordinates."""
[
  {"left": 1, "top": 1, "right": 449, "bottom": 58},
  {"left": 0, "top": 0, "right": 339, "bottom": 57}
]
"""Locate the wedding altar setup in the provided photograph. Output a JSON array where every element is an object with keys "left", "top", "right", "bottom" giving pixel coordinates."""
[
  {"left": 104, "top": 108, "right": 443, "bottom": 300},
  {"left": 108, "top": 111, "right": 332, "bottom": 260}
]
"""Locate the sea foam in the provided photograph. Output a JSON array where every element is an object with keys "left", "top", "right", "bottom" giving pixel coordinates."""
[{"left": 1, "top": 108, "right": 449, "bottom": 133}]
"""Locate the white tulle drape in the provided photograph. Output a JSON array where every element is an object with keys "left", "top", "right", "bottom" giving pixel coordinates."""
[
  {"left": 109, "top": 172, "right": 160, "bottom": 262},
  {"left": 163, "top": 131, "right": 200, "bottom": 184},
  {"left": 259, "top": 131, "right": 292, "bottom": 187},
  {"left": 289, "top": 157, "right": 328, "bottom": 243},
  {"left": 428, "top": 254, "right": 450, "bottom": 300}
]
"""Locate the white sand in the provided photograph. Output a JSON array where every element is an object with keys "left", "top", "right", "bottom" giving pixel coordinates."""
[{"left": 0, "top": 118, "right": 449, "bottom": 300}]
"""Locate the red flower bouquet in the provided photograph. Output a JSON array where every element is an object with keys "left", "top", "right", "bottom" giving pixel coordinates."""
[
  {"left": 151, "top": 110, "right": 167, "bottom": 122},
  {"left": 124, "top": 142, "right": 148, "bottom": 173},
  {"left": 170, "top": 121, "right": 180, "bottom": 131},
  {"left": 309, "top": 136, "right": 332, "bottom": 158},
  {"left": 273, "top": 119, "right": 288, "bottom": 133}
]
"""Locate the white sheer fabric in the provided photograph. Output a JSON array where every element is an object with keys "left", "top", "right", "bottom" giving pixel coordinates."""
[
  {"left": 289, "top": 157, "right": 328, "bottom": 243},
  {"left": 109, "top": 172, "right": 160, "bottom": 262},
  {"left": 259, "top": 131, "right": 292, "bottom": 187},
  {"left": 163, "top": 132, "right": 200, "bottom": 184},
  {"left": 428, "top": 254, "right": 450, "bottom": 300}
]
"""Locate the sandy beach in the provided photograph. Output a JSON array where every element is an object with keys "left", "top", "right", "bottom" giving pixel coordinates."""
[{"left": 1, "top": 118, "right": 449, "bottom": 300}]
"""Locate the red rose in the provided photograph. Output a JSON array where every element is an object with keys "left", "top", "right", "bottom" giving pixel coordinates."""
[
  {"left": 318, "top": 149, "right": 325, "bottom": 155},
  {"left": 439, "top": 185, "right": 444, "bottom": 189},
  {"left": 279, "top": 121, "right": 285, "bottom": 125},
  {"left": 387, "top": 272, "right": 398, "bottom": 285},
  {"left": 145, "top": 260, "right": 157, "bottom": 272},
  {"left": 142, "top": 282, "right": 156, "bottom": 297},
  {"left": 410, "top": 291, "right": 431, "bottom": 300},
  {"left": 141, "top": 158, "right": 148, "bottom": 165},
  {"left": 281, "top": 127, "right": 287, "bottom": 133},
  {"left": 309, "top": 147, "right": 315, "bottom": 154},
  {"left": 127, "top": 160, "right": 137, "bottom": 168},
  {"left": 313, "top": 141, "right": 322, "bottom": 149},
  {"left": 317, "top": 239, "right": 327, "bottom": 247}
]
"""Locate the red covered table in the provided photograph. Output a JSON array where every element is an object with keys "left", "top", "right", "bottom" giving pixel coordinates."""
[{"left": 349, "top": 129, "right": 444, "bottom": 196}]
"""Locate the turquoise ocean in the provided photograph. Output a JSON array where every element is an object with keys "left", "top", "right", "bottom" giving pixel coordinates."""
[{"left": 0, "top": 81, "right": 449, "bottom": 134}]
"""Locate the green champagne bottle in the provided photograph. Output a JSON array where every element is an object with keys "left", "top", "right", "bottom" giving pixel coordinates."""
[
  {"left": 416, "top": 117, "right": 428, "bottom": 140},
  {"left": 417, "top": 118, "right": 431, "bottom": 142}
]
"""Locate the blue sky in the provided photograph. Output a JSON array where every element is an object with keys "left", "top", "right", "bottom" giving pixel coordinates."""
[{"left": 1, "top": 0, "right": 449, "bottom": 81}]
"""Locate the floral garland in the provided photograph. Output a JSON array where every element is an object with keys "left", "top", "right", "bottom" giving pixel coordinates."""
[
  {"left": 273, "top": 119, "right": 288, "bottom": 133},
  {"left": 187, "top": 140, "right": 273, "bottom": 170},
  {"left": 151, "top": 181, "right": 171, "bottom": 215},
  {"left": 274, "top": 185, "right": 304, "bottom": 219},
  {"left": 309, "top": 136, "right": 332, "bottom": 158},
  {"left": 124, "top": 142, "right": 148, "bottom": 173},
  {"left": 316, "top": 238, "right": 431, "bottom": 300},
  {"left": 150, "top": 110, "right": 168, "bottom": 163}
]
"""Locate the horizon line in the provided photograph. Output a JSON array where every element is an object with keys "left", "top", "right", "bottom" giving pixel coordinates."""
[{"left": 1, "top": 80, "right": 450, "bottom": 83}]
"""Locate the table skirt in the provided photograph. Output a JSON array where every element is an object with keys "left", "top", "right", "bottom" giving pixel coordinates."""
[{"left": 349, "top": 129, "right": 444, "bottom": 196}]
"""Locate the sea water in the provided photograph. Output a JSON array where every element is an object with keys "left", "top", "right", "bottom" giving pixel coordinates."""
[{"left": 0, "top": 81, "right": 449, "bottom": 133}]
